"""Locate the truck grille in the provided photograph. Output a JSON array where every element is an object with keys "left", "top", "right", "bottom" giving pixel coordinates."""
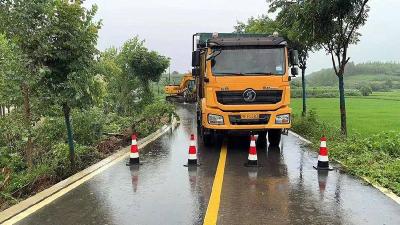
[
  {"left": 216, "top": 90, "right": 282, "bottom": 105},
  {"left": 229, "top": 114, "right": 270, "bottom": 125}
]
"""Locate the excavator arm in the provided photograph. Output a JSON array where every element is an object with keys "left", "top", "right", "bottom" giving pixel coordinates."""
[{"left": 165, "top": 73, "right": 196, "bottom": 103}]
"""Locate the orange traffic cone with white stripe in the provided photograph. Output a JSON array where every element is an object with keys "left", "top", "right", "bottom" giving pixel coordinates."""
[
  {"left": 185, "top": 134, "right": 199, "bottom": 167},
  {"left": 127, "top": 134, "right": 140, "bottom": 166},
  {"left": 313, "top": 136, "right": 333, "bottom": 170},
  {"left": 245, "top": 135, "right": 258, "bottom": 167}
]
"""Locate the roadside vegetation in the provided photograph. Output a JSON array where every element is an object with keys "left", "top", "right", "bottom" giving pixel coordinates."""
[
  {"left": 292, "top": 111, "right": 400, "bottom": 195},
  {"left": 0, "top": 1, "right": 173, "bottom": 210}
]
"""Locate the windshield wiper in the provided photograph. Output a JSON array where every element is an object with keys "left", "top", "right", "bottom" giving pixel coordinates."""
[
  {"left": 243, "top": 72, "right": 275, "bottom": 75},
  {"left": 215, "top": 72, "right": 245, "bottom": 75}
]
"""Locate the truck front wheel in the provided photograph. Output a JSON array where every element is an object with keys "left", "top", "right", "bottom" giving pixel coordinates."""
[
  {"left": 201, "top": 128, "right": 214, "bottom": 147},
  {"left": 268, "top": 129, "right": 281, "bottom": 146},
  {"left": 257, "top": 132, "right": 267, "bottom": 148}
]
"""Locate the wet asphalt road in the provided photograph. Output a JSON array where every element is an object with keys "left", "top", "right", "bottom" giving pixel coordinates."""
[{"left": 15, "top": 104, "right": 400, "bottom": 225}]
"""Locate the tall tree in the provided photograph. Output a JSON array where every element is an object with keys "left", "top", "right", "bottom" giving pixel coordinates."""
[
  {"left": 40, "top": 0, "right": 101, "bottom": 168},
  {"left": 270, "top": 2, "right": 313, "bottom": 117},
  {"left": 235, "top": 15, "right": 277, "bottom": 34},
  {"left": 119, "top": 37, "right": 170, "bottom": 108},
  {"left": 303, "top": 0, "right": 370, "bottom": 136},
  {"left": 0, "top": 0, "right": 53, "bottom": 168}
]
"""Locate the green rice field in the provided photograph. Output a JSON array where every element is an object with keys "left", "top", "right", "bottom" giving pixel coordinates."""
[{"left": 291, "top": 90, "right": 400, "bottom": 136}]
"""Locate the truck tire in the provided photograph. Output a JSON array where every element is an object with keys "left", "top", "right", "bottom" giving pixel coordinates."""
[
  {"left": 196, "top": 111, "right": 201, "bottom": 131},
  {"left": 268, "top": 129, "right": 281, "bottom": 146},
  {"left": 257, "top": 132, "right": 267, "bottom": 148},
  {"left": 202, "top": 128, "right": 214, "bottom": 147}
]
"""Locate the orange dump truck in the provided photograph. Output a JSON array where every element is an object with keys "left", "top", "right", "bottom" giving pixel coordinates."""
[{"left": 191, "top": 33, "right": 299, "bottom": 146}]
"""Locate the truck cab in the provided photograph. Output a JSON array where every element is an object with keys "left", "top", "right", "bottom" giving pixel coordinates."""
[{"left": 192, "top": 33, "right": 298, "bottom": 146}]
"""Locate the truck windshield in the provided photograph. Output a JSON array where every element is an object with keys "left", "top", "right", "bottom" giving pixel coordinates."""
[{"left": 211, "top": 46, "right": 286, "bottom": 76}]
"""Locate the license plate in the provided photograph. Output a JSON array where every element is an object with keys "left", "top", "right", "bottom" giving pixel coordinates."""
[{"left": 241, "top": 113, "right": 259, "bottom": 120}]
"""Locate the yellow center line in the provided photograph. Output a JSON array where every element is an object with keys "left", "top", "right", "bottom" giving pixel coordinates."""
[{"left": 203, "top": 141, "right": 228, "bottom": 225}]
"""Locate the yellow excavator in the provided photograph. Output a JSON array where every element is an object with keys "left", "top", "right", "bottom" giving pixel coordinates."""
[{"left": 165, "top": 73, "right": 196, "bottom": 103}]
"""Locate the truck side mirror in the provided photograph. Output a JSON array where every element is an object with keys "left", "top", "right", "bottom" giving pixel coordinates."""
[
  {"left": 192, "top": 50, "right": 200, "bottom": 67},
  {"left": 291, "top": 67, "right": 298, "bottom": 77},
  {"left": 192, "top": 68, "right": 200, "bottom": 77},
  {"left": 289, "top": 50, "right": 299, "bottom": 66}
]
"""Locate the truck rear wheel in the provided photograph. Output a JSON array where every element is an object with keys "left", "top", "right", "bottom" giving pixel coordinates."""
[{"left": 268, "top": 129, "right": 281, "bottom": 146}]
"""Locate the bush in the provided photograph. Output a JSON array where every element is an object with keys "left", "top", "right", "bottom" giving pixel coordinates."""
[
  {"left": 49, "top": 143, "right": 100, "bottom": 178},
  {"left": 292, "top": 110, "right": 341, "bottom": 141},
  {"left": 35, "top": 107, "right": 107, "bottom": 149},
  {"left": 34, "top": 117, "right": 66, "bottom": 154},
  {"left": 0, "top": 146, "right": 26, "bottom": 174},
  {"left": 356, "top": 83, "right": 373, "bottom": 96},
  {"left": 103, "top": 113, "right": 133, "bottom": 133},
  {"left": 3, "top": 163, "right": 53, "bottom": 194},
  {"left": 134, "top": 101, "right": 175, "bottom": 137},
  {"left": 72, "top": 107, "right": 105, "bottom": 145},
  {"left": 0, "top": 112, "right": 26, "bottom": 153}
]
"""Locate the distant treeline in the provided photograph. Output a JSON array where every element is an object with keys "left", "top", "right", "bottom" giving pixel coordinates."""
[
  {"left": 292, "top": 62, "right": 400, "bottom": 90},
  {"left": 342, "top": 61, "right": 400, "bottom": 76}
]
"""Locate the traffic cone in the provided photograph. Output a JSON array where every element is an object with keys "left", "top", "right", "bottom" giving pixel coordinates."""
[
  {"left": 185, "top": 134, "right": 199, "bottom": 166},
  {"left": 127, "top": 134, "right": 140, "bottom": 166},
  {"left": 245, "top": 135, "right": 258, "bottom": 167},
  {"left": 313, "top": 136, "right": 333, "bottom": 170}
]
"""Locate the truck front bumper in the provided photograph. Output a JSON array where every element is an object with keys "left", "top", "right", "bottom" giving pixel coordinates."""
[{"left": 202, "top": 105, "right": 292, "bottom": 131}]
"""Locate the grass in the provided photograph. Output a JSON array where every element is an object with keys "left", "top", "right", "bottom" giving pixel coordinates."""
[{"left": 291, "top": 95, "right": 400, "bottom": 136}]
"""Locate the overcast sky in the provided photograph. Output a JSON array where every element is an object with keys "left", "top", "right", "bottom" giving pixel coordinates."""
[{"left": 84, "top": 0, "right": 400, "bottom": 74}]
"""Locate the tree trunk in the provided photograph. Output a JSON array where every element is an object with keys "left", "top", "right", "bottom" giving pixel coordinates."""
[
  {"left": 21, "top": 83, "right": 34, "bottom": 169},
  {"left": 338, "top": 75, "right": 347, "bottom": 136},
  {"left": 62, "top": 103, "right": 75, "bottom": 169},
  {"left": 301, "top": 66, "right": 307, "bottom": 117}
]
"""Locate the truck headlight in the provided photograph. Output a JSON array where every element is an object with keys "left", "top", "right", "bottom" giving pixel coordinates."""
[
  {"left": 208, "top": 114, "right": 224, "bottom": 125},
  {"left": 275, "top": 114, "right": 290, "bottom": 124}
]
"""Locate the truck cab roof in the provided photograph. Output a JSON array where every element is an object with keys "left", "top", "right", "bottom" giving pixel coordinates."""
[{"left": 194, "top": 33, "right": 287, "bottom": 48}]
